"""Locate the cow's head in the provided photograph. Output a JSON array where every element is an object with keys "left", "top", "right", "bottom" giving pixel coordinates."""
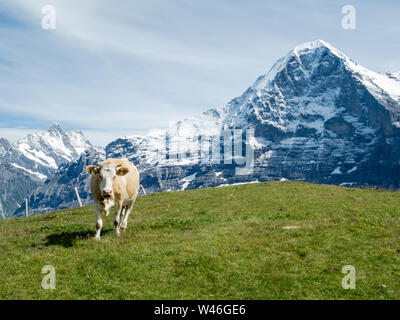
[{"left": 86, "top": 163, "right": 129, "bottom": 199}]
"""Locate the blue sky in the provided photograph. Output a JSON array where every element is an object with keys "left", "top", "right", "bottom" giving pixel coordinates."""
[{"left": 0, "top": 0, "right": 399, "bottom": 145}]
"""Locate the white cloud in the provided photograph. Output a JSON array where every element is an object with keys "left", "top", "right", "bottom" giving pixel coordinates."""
[
  {"left": 1, "top": 0, "right": 399, "bottom": 146},
  {"left": 0, "top": 128, "right": 46, "bottom": 143}
]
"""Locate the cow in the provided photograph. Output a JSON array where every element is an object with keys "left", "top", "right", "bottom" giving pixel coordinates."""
[{"left": 86, "top": 158, "right": 140, "bottom": 240}]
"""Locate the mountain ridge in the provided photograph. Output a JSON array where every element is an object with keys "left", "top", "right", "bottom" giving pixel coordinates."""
[
  {"left": 5, "top": 39, "right": 400, "bottom": 217},
  {"left": 0, "top": 124, "right": 92, "bottom": 217}
]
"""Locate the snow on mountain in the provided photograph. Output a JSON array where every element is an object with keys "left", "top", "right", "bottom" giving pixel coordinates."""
[
  {"left": 109, "top": 40, "right": 400, "bottom": 169},
  {"left": 14, "top": 123, "right": 91, "bottom": 170},
  {"left": 9, "top": 163, "right": 48, "bottom": 180},
  {"left": 103, "top": 40, "right": 400, "bottom": 191},
  {"left": 15, "top": 147, "right": 105, "bottom": 216},
  {"left": 15, "top": 40, "right": 400, "bottom": 216},
  {"left": 248, "top": 39, "right": 400, "bottom": 127},
  {"left": 0, "top": 138, "right": 11, "bottom": 159},
  {"left": 387, "top": 71, "right": 400, "bottom": 82},
  {"left": 0, "top": 123, "right": 93, "bottom": 217},
  {"left": 106, "top": 108, "right": 227, "bottom": 169}
]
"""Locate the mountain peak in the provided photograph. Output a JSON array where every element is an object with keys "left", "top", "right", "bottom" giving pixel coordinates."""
[
  {"left": 251, "top": 40, "right": 350, "bottom": 90},
  {"left": 292, "top": 39, "right": 346, "bottom": 57},
  {"left": 49, "top": 122, "right": 65, "bottom": 135},
  {"left": 293, "top": 39, "right": 330, "bottom": 51},
  {"left": 11, "top": 122, "right": 92, "bottom": 171}
]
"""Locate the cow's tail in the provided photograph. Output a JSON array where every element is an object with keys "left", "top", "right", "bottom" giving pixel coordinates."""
[{"left": 139, "top": 184, "right": 147, "bottom": 195}]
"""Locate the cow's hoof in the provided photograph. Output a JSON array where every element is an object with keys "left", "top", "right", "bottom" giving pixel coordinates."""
[
  {"left": 95, "top": 236, "right": 101, "bottom": 240},
  {"left": 115, "top": 229, "right": 120, "bottom": 237}
]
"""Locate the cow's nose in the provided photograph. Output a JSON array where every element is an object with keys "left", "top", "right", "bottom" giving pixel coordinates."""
[{"left": 103, "top": 190, "right": 113, "bottom": 198}]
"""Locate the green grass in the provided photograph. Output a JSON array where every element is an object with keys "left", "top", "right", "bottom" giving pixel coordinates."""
[{"left": 1, "top": 181, "right": 400, "bottom": 299}]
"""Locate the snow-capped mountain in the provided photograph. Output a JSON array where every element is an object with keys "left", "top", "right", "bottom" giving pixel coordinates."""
[
  {"left": 13, "top": 40, "right": 400, "bottom": 215},
  {"left": 107, "top": 39, "right": 400, "bottom": 188},
  {"left": 0, "top": 138, "right": 12, "bottom": 159},
  {"left": 393, "top": 72, "right": 400, "bottom": 82},
  {"left": 0, "top": 124, "right": 92, "bottom": 217},
  {"left": 10, "top": 123, "right": 92, "bottom": 179},
  {"left": 15, "top": 147, "right": 105, "bottom": 216}
]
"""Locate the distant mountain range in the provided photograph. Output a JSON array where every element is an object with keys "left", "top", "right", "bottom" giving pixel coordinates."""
[
  {"left": 0, "top": 123, "right": 92, "bottom": 217},
  {"left": 3, "top": 40, "right": 400, "bottom": 218}
]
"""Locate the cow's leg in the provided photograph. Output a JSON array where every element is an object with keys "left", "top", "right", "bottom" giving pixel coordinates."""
[
  {"left": 113, "top": 202, "right": 123, "bottom": 237},
  {"left": 119, "top": 205, "right": 129, "bottom": 231},
  {"left": 94, "top": 203, "right": 104, "bottom": 240},
  {"left": 104, "top": 199, "right": 114, "bottom": 217},
  {"left": 119, "top": 203, "right": 133, "bottom": 232},
  {"left": 120, "top": 205, "right": 127, "bottom": 222},
  {"left": 120, "top": 191, "right": 138, "bottom": 231}
]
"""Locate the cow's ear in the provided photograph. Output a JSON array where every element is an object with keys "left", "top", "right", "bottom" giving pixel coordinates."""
[
  {"left": 116, "top": 167, "right": 129, "bottom": 176},
  {"left": 86, "top": 165, "right": 100, "bottom": 175}
]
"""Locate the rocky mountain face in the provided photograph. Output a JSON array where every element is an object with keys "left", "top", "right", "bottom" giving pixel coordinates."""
[
  {"left": 14, "top": 147, "right": 105, "bottom": 217},
  {"left": 0, "top": 124, "right": 92, "bottom": 218},
  {"left": 11, "top": 123, "right": 91, "bottom": 176},
  {"left": 6, "top": 39, "right": 400, "bottom": 217}
]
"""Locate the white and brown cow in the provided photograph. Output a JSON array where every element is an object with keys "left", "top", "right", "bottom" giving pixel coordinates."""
[{"left": 86, "top": 158, "right": 140, "bottom": 240}]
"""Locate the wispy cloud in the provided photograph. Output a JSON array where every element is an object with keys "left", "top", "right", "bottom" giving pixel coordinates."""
[
  {"left": 0, "top": 0, "right": 399, "bottom": 145},
  {"left": 0, "top": 128, "right": 45, "bottom": 143}
]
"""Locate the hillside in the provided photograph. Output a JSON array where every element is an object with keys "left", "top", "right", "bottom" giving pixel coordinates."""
[{"left": 0, "top": 181, "right": 400, "bottom": 299}]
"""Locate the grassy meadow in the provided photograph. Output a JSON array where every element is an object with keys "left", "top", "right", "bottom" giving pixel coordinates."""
[{"left": 0, "top": 181, "right": 400, "bottom": 299}]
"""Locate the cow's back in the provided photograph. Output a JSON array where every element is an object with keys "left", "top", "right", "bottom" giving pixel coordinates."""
[{"left": 121, "top": 160, "right": 140, "bottom": 199}]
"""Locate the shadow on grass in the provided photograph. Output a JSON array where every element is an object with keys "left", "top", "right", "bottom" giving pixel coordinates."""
[{"left": 45, "top": 228, "right": 113, "bottom": 248}]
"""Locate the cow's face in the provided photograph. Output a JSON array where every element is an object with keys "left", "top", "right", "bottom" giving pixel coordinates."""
[{"left": 86, "top": 163, "right": 129, "bottom": 199}]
